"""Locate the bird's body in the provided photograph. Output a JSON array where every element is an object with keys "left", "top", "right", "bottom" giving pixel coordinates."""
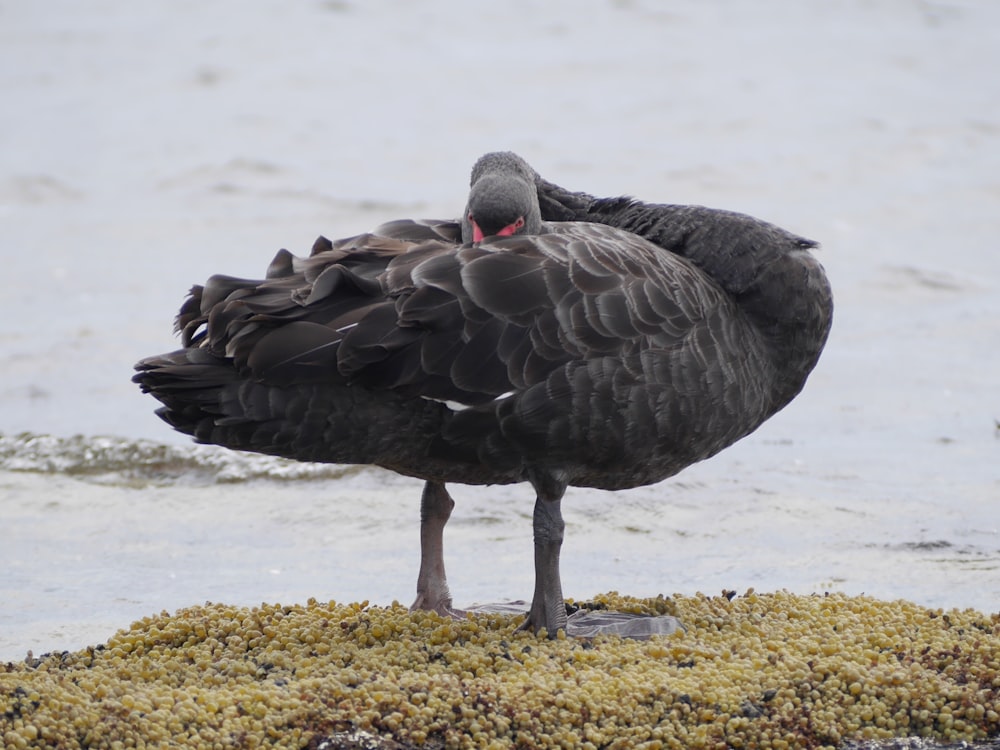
[{"left": 135, "top": 152, "right": 833, "bottom": 635}]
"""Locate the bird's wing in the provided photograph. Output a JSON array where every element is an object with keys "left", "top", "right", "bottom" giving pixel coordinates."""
[{"left": 173, "top": 223, "right": 719, "bottom": 410}]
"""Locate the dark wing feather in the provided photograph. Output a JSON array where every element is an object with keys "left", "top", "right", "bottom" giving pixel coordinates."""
[
  {"left": 246, "top": 321, "right": 341, "bottom": 383},
  {"left": 372, "top": 218, "right": 462, "bottom": 244},
  {"left": 458, "top": 250, "right": 552, "bottom": 322}
]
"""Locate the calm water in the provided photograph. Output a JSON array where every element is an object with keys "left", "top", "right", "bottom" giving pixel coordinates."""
[{"left": 1, "top": 0, "right": 998, "bottom": 661}]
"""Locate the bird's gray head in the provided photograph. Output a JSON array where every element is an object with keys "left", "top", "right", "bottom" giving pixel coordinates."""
[{"left": 461, "top": 152, "right": 542, "bottom": 244}]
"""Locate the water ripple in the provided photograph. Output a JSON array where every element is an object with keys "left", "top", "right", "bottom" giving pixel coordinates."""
[{"left": 0, "top": 431, "right": 359, "bottom": 486}]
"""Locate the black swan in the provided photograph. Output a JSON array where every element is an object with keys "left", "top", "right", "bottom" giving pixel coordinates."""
[{"left": 134, "top": 152, "right": 833, "bottom": 636}]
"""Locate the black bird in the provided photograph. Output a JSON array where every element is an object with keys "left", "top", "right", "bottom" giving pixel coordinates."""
[{"left": 134, "top": 152, "right": 833, "bottom": 636}]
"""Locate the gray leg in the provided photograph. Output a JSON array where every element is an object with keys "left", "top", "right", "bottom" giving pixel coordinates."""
[
  {"left": 519, "top": 478, "right": 568, "bottom": 637},
  {"left": 410, "top": 480, "right": 457, "bottom": 616}
]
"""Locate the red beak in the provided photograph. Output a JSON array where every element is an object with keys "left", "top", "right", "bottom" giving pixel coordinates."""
[{"left": 470, "top": 216, "right": 525, "bottom": 243}]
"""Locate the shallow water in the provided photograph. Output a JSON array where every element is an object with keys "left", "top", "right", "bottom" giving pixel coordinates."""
[{"left": 2, "top": 0, "right": 999, "bottom": 660}]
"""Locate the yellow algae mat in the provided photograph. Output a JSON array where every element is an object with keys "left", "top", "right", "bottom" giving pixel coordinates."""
[{"left": 2, "top": 592, "right": 998, "bottom": 749}]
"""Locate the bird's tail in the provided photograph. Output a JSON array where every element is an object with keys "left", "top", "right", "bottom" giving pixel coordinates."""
[{"left": 133, "top": 348, "right": 247, "bottom": 445}]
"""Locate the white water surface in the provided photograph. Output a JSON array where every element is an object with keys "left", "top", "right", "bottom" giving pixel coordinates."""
[{"left": 1, "top": 0, "right": 998, "bottom": 661}]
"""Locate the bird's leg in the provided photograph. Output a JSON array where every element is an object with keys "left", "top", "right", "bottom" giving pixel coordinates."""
[
  {"left": 410, "top": 480, "right": 458, "bottom": 617},
  {"left": 518, "top": 476, "right": 568, "bottom": 638}
]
